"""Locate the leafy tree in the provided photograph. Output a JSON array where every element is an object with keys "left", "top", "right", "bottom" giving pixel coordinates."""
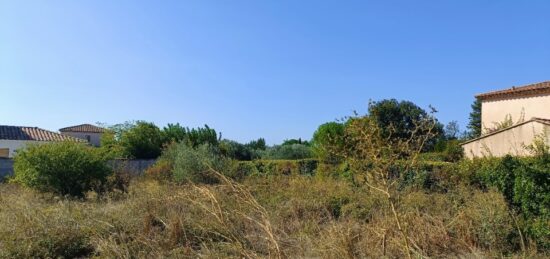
[
  {"left": 161, "top": 123, "right": 187, "bottom": 144},
  {"left": 119, "top": 121, "right": 163, "bottom": 159},
  {"left": 185, "top": 125, "right": 219, "bottom": 148},
  {"left": 467, "top": 99, "right": 482, "bottom": 138},
  {"left": 368, "top": 99, "right": 443, "bottom": 150},
  {"left": 99, "top": 121, "right": 135, "bottom": 158},
  {"left": 247, "top": 138, "right": 267, "bottom": 151},
  {"left": 312, "top": 122, "right": 345, "bottom": 163},
  {"left": 13, "top": 142, "right": 112, "bottom": 197},
  {"left": 444, "top": 121, "right": 461, "bottom": 140},
  {"left": 282, "top": 138, "right": 310, "bottom": 146},
  {"left": 219, "top": 140, "right": 254, "bottom": 161}
]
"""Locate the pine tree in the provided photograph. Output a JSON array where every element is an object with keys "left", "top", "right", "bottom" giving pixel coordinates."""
[{"left": 467, "top": 99, "right": 482, "bottom": 138}]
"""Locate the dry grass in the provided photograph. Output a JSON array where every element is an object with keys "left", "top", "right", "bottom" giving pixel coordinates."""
[{"left": 0, "top": 175, "right": 545, "bottom": 258}]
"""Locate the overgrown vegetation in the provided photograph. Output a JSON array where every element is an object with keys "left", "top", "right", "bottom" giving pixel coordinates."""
[{"left": 2, "top": 98, "right": 549, "bottom": 258}]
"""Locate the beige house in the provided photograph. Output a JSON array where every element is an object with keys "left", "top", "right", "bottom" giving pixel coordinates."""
[
  {"left": 0, "top": 125, "right": 85, "bottom": 158},
  {"left": 462, "top": 81, "right": 550, "bottom": 158},
  {"left": 59, "top": 124, "right": 106, "bottom": 147}
]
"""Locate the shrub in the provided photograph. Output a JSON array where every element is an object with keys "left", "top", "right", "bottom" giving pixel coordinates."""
[
  {"left": 477, "top": 155, "right": 550, "bottom": 249},
  {"left": 260, "top": 144, "right": 313, "bottom": 160},
  {"left": 162, "top": 143, "right": 229, "bottom": 184},
  {"left": 13, "top": 142, "right": 112, "bottom": 197},
  {"left": 145, "top": 159, "right": 173, "bottom": 182}
]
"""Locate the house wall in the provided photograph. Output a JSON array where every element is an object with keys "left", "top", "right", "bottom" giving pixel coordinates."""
[
  {"left": 0, "top": 140, "right": 50, "bottom": 158},
  {"left": 481, "top": 93, "right": 550, "bottom": 134},
  {"left": 60, "top": 132, "right": 102, "bottom": 147},
  {"left": 462, "top": 121, "right": 550, "bottom": 159}
]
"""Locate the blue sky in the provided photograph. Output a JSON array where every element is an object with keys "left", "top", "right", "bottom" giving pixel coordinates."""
[{"left": 1, "top": 1, "right": 549, "bottom": 144}]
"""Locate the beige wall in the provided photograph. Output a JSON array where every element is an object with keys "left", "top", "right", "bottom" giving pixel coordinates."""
[
  {"left": 481, "top": 94, "right": 550, "bottom": 134},
  {"left": 0, "top": 140, "right": 50, "bottom": 158},
  {"left": 462, "top": 121, "right": 550, "bottom": 159},
  {"left": 61, "top": 132, "right": 102, "bottom": 147}
]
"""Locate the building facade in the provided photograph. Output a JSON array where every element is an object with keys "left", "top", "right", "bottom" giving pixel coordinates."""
[
  {"left": 462, "top": 81, "right": 550, "bottom": 158},
  {"left": 59, "top": 124, "right": 106, "bottom": 147}
]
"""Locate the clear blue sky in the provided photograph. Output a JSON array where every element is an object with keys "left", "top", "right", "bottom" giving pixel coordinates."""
[{"left": 1, "top": 1, "right": 549, "bottom": 144}]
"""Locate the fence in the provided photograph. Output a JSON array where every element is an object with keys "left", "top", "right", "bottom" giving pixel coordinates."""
[{"left": 0, "top": 159, "right": 156, "bottom": 180}]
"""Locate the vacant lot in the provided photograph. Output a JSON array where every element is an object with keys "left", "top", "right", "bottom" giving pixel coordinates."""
[{"left": 0, "top": 173, "right": 545, "bottom": 258}]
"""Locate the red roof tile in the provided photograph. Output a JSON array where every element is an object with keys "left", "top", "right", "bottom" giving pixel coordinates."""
[
  {"left": 0, "top": 125, "right": 85, "bottom": 142},
  {"left": 59, "top": 124, "right": 106, "bottom": 133},
  {"left": 476, "top": 81, "right": 550, "bottom": 100}
]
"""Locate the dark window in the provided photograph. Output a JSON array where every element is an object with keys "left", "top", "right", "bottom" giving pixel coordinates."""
[{"left": 86, "top": 135, "right": 91, "bottom": 142}]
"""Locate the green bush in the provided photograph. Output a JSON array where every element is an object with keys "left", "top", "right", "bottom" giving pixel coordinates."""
[
  {"left": 231, "top": 159, "right": 319, "bottom": 177},
  {"left": 13, "top": 142, "right": 112, "bottom": 197},
  {"left": 162, "top": 143, "right": 229, "bottom": 184},
  {"left": 477, "top": 155, "right": 550, "bottom": 249},
  {"left": 260, "top": 144, "right": 313, "bottom": 160}
]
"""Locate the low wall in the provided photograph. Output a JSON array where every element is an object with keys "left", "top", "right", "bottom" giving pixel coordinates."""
[
  {"left": 108, "top": 159, "right": 157, "bottom": 176},
  {"left": 0, "top": 159, "right": 14, "bottom": 181},
  {"left": 0, "top": 159, "right": 156, "bottom": 180}
]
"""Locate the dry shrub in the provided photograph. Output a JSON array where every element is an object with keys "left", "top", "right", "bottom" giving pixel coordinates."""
[
  {"left": 0, "top": 185, "right": 93, "bottom": 258},
  {"left": 0, "top": 174, "right": 544, "bottom": 258}
]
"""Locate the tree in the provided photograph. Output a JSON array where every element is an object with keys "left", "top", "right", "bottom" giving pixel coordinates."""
[
  {"left": 444, "top": 121, "right": 460, "bottom": 140},
  {"left": 330, "top": 112, "right": 439, "bottom": 258},
  {"left": 368, "top": 99, "right": 443, "bottom": 150},
  {"left": 219, "top": 139, "right": 254, "bottom": 161},
  {"left": 161, "top": 123, "right": 187, "bottom": 144},
  {"left": 260, "top": 144, "right": 313, "bottom": 160},
  {"left": 119, "top": 121, "right": 163, "bottom": 159},
  {"left": 467, "top": 99, "right": 482, "bottom": 138},
  {"left": 185, "top": 125, "right": 219, "bottom": 148},
  {"left": 247, "top": 138, "right": 267, "bottom": 151},
  {"left": 312, "top": 122, "right": 345, "bottom": 163},
  {"left": 282, "top": 138, "right": 310, "bottom": 146}
]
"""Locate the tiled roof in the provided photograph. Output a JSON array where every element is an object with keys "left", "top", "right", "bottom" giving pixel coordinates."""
[
  {"left": 0, "top": 125, "right": 85, "bottom": 142},
  {"left": 59, "top": 124, "right": 106, "bottom": 133},
  {"left": 476, "top": 81, "right": 550, "bottom": 100}
]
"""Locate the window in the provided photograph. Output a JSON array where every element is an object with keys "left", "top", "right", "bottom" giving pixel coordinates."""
[
  {"left": 0, "top": 148, "right": 9, "bottom": 158},
  {"left": 86, "top": 135, "right": 91, "bottom": 142}
]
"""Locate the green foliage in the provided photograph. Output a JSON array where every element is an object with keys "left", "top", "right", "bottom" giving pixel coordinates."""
[
  {"left": 247, "top": 138, "right": 267, "bottom": 151},
  {"left": 162, "top": 143, "right": 229, "bottom": 184},
  {"left": 161, "top": 123, "right": 187, "bottom": 144},
  {"left": 119, "top": 121, "right": 163, "bottom": 159},
  {"left": 12, "top": 142, "right": 112, "bottom": 197},
  {"left": 232, "top": 159, "right": 319, "bottom": 177},
  {"left": 477, "top": 155, "right": 550, "bottom": 249},
  {"left": 100, "top": 122, "right": 221, "bottom": 160},
  {"left": 367, "top": 99, "right": 444, "bottom": 151},
  {"left": 467, "top": 99, "right": 482, "bottom": 138},
  {"left": 184, "top": 124, "right": 219, "bottom": 148},
  {"left": 260, "top": 144, "right": 313, "bottom": 160},
  {"left": 312, "top": 122, "right": 345, "bottom": 163},
  {"left": 282, "top": 138, "right": 310, "bottom": 146}
]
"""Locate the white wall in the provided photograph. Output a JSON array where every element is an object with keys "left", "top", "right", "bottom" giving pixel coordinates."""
[
  {"left": 0, "top": 140, "right": 51, "bottom": 158},
  {"left": 481, "top": 94, "right": 550, "bottom": 134},
  {"left": 462, "top": 121, "right": 550, "bottom": 159},
  {"left": 60, "top": 132, "right": 102, "bottom": 147}
]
